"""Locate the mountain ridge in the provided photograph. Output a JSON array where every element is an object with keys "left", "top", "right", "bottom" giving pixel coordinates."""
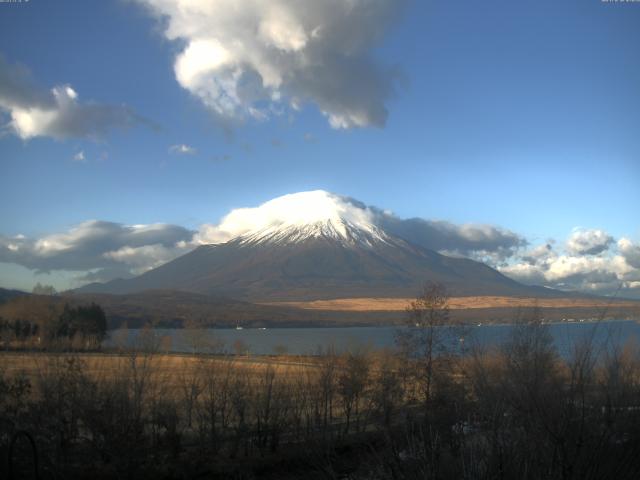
[
  {"left": 74, "top": 190, "right": 594, "bottom": 301},
  {"left": 75, "top": 225, "right": 570, "bottom": 301}
]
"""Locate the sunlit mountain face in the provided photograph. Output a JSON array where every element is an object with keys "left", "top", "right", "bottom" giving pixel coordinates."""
[
  {"left": 196, "top": 190, "right": 391, "bottom": 246},
  {"left": 75, "top": 191, "right": 569, "bottom": 301},
  {"left": 3, "top": 190, "right": 639, "bottom": 299}
]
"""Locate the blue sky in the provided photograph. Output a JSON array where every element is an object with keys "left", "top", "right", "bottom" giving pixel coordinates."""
[{"left": 1, "top": 0, "right": 639, "bottom": 296}]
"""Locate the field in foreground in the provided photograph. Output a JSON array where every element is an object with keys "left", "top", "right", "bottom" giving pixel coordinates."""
[{"left": 3, "top": 323, "right": 640, "bottom": 480}]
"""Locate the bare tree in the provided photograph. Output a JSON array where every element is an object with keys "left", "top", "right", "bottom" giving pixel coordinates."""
[
  {"left": 179, "top": 362, "right": 202, "bottom": 429},
  {"left": 338, "top": 348, "right": 370, "bottom": 435},
  {"left": 396, "top": 282, "right": 459, "bottom": 404},
  {"left": 370, "top": 350, "right": 404, "bottom": 430},
  {"left": 196, "top": 357, "right": 235, "bottom": 454},
  {"left": 317, "top": 347, "right": 338, "bottom": 439}
]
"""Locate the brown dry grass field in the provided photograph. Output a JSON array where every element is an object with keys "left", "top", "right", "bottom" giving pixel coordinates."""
[
  {"left": 263, "top": 296, "right": 640, "bottom": 312},
  {"left": 0, "top": 351, "right": 318, "bottom": 395}
]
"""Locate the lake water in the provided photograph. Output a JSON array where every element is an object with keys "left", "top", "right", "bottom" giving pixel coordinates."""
[{"left": 104, "top": 320, "right": 640, "bottom": 357}]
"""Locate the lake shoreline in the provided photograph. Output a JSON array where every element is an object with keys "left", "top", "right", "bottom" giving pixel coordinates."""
[{"left": 103, "top": 319, "right": 640, "bottom": 357}]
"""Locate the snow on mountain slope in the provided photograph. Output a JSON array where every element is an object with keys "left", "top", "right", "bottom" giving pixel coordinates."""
[
  {"left": 74, "top": 190, "right": 569, "bottom": 300},
  {"left": 194, "top": 190, "right": 388, "bottom": 245},
  {"left": 237, "top": 219, "right": 392, "bottom": 248},
  {"left": 192, "top": 190, "right": 394, "bottom": 248}
]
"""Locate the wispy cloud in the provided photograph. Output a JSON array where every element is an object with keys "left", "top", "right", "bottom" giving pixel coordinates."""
[{"left": 169, "top": 143, "right": 197, "bottom": 155}]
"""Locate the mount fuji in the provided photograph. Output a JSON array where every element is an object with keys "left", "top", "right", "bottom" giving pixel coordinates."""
[{"left": 76, "top": 191, "right": 560, "bottom": 301}]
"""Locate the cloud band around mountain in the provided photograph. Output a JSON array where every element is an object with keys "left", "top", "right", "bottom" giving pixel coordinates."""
[
  {"left": 0, "top": 221, "right": 194, "bottom": 284},
  {"left": 1, "top": 192, "right": 638, "bottom": 297},
  {"left": 499, "top": 231, "right": 640, "bottom": 296}
]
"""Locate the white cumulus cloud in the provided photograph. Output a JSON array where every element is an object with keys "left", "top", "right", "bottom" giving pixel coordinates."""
[
  {"left": 566, "top": 228, "right": 614, "bottom": 256},
  {"left": 0, "top": 55, "right": 147, "bottom": 141},
  {"left": 618, "top": 237, "right": 640, "bottom": 269},
  {"left": 0, "top": 221, "right": 194, "bottom": 283},
  {"left": 102, "top": 244, "right": 184, "bottom": 274},
  {"left": 193, "top": 190, "right": 376, "bottom": 244},
  {"left": 2, "top": 191, "right": 637, "bottom": 298},
  {"left": 134, "top": 0, "right": 405, "bottom": 128},
  {"left": 169, "top": 143, "right": 197, "bottom": 155},
  {"left": 499, "top": 229, "right": 640, "bottom": 297},
  {"left": 192, "top": 190, "right": 527, "bottom": 262}
]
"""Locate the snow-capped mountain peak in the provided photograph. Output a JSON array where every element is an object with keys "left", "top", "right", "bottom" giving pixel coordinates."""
[
  {"left": 204, "top": 190, "right": 392, "bottom": 247},
  {"left": 237, "top": 217, "right": 390, "bottom": 247}
]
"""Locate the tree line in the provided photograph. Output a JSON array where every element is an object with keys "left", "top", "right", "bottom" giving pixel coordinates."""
[
  {"left": 0, "top": 302, "right": 107, "bottom": 350},
  {"left": 1, "top": 283, "right": 640, "bottom": 479}
]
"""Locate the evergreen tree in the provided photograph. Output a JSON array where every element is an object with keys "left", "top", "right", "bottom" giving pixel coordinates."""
[{"left": 51, "top": 303, "right": 108, "bottom": 343}]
